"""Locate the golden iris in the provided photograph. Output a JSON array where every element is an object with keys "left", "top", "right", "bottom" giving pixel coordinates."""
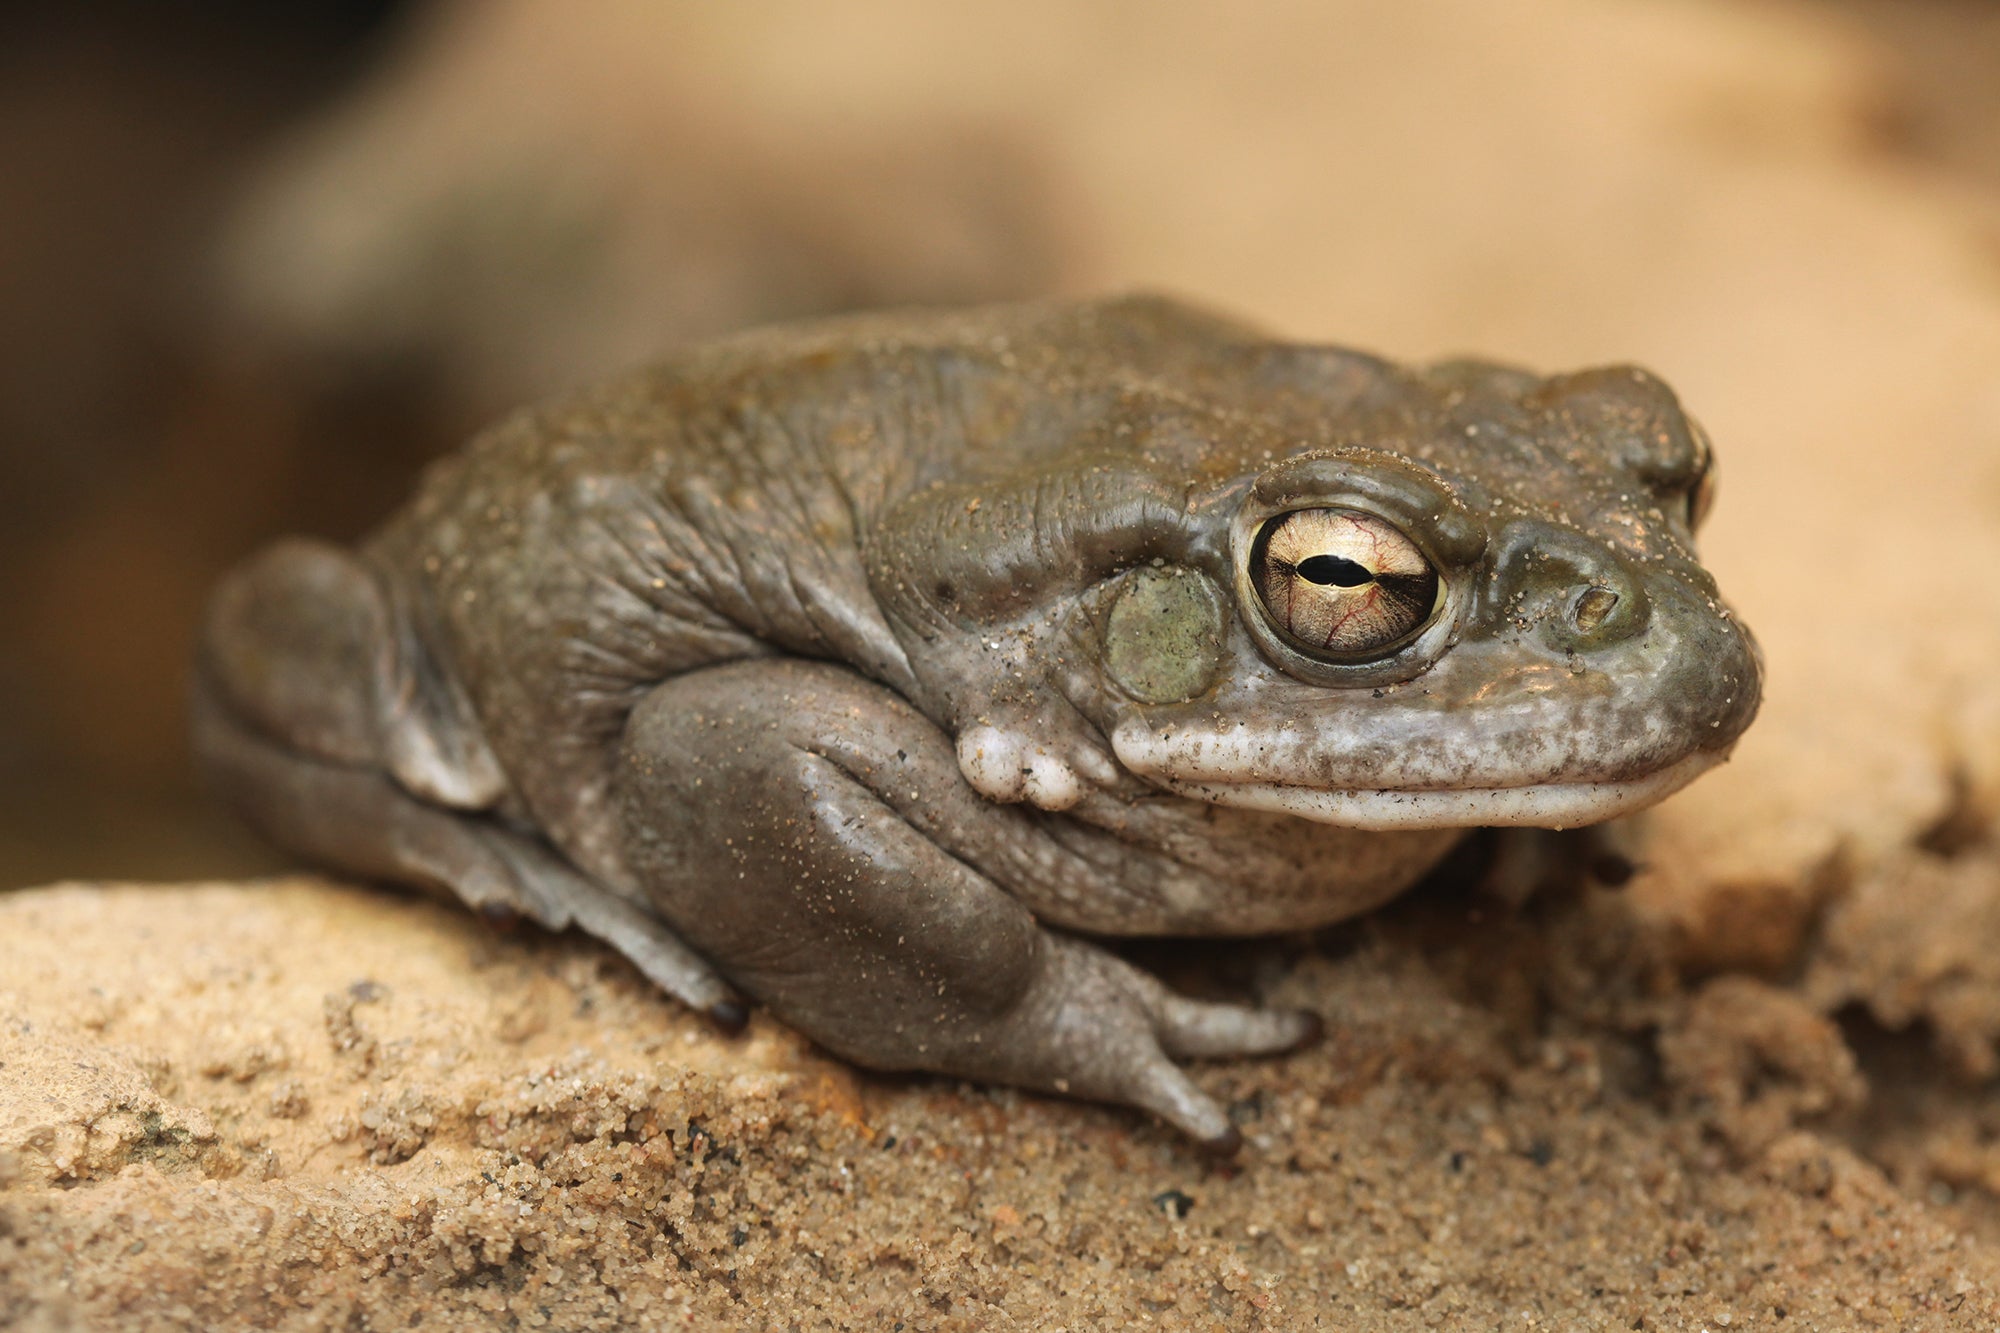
[{"left": 1250, "top": 509, "right": 1440, "bottom": 658}]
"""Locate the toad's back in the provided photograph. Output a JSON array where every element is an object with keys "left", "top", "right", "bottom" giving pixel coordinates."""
[{"left": 356, "top": 298, "right": 1394, "bottom": 867}]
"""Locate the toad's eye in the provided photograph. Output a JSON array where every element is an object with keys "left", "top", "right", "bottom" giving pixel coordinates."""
[
  {"left": 1683, "top": 420, "right": 1716, "bottom": 532},
  {"left": 1686, "top": 461, "right": 1716, "bottom": 532},
  {"left": 1250, "top": 508, "right": 1440, "bottom": 658}
]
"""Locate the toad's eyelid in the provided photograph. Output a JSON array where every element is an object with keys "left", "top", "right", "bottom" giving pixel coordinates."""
[
  {"left": 1687, "top": 466, "right": 1716, "bottom": 530},
  {"left": 1249, "top": 451, "right": 1487, "bottom": 565}
]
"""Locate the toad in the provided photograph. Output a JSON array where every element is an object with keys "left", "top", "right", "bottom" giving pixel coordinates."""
[{"left": 195, "top": 296, "right": 1759, "bottom": 1149}]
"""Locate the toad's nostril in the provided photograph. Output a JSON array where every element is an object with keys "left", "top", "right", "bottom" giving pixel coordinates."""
[
  {"left": 1486, "top": 520, "right": 1651, "bottom": 650},
  {"left": 1571, "top": 585, "right": 1620, "bottom": 634}
]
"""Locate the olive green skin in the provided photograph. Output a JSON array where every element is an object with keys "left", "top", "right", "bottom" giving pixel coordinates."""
[{"left": 195, "top": 296, "right": 1759, "bottom": 1148}]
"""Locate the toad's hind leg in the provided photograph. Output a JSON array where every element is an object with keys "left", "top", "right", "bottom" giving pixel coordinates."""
[
  {"left": 613, "top": 660, "right": 1319, "bottom": 1149},
  {"left": 193, "top": 538, "right": 738, "bottom": 1020}
]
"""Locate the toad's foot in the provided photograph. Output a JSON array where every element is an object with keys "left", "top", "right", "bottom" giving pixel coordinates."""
[
  {"left": 990, "top": 933, "right": 1320, "bottom": 1148},
  {"left": 615, "top": 659, "right": 1317, "bottom": 1148},
  {"left": 954, "top": 721, "right": 1118, "bottom": 812}
]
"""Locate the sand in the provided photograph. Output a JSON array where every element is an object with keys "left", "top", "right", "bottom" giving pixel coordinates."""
[{"left": 4, "top": 877, "right": 1997, "bottom": 1331}]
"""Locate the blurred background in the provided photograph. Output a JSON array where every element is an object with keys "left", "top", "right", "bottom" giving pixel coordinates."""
[{"left": 5, "top": 0, "right": 2000, "bottom": 888}]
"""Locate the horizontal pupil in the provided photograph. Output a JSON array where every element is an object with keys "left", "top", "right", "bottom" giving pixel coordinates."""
[{"left": 1296, "top": 554, "right": 1373, "bottom": 587}]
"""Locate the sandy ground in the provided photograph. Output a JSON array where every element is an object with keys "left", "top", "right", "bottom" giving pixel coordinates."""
[
  {"left": 3, "top": 876, "right": 1995, "bottom": 1331},
  {"left": 13, "top": 0, "right": 2000, "bottom": 1327}
]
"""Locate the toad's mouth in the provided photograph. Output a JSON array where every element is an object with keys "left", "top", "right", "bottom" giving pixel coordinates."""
[{"left": 1127, "top": 749, "right": 1723, "bottom": 831}]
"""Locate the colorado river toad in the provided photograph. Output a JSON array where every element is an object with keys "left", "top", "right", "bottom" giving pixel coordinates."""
[{"left": 194, "top": 296, "right": 1759, "bottom": 1149}]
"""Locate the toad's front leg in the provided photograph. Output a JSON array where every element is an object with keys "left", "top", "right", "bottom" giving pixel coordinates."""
[{"left": 614, "top": 660, "right": 1316, "bottom": 1149}]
